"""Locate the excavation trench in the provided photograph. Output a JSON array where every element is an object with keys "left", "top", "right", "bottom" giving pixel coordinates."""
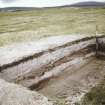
[{"left": 0, "top": 35, "right": 105, "bottom": 104}]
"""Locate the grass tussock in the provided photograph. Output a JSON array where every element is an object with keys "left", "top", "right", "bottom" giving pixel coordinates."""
[{"left": 81, "top": 80, "right": 105, "bottom": 105}]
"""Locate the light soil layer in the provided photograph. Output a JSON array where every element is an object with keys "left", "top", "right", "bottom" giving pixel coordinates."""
[
  {"left": 38, "top": 57, "right": 105, "bottom": 105},
  {"left": 0, "top": 35, "right": 85, "bottom": 66}
]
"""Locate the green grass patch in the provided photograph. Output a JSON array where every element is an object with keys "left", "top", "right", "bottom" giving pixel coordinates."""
[{"left": 81, "top": 80, "right": 105, "bottom": 105}]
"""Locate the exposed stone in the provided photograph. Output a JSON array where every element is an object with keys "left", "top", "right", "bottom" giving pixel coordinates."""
[{"left": 0, "top": 79, "right": 53, "bottom": 105}]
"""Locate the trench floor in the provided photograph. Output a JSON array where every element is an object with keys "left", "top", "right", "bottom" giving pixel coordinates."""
[{"left": 37, "top": 57, "right": 105, "bottom": 104}]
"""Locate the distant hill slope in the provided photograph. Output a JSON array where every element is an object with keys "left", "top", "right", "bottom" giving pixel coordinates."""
[
  {"left": 0, "top": 1, "right": 105, "bottom": 12},
  {"left": 70, "top": 1, "right": 105, "bottom": 7},
  {"left": 0, "top": 7, "right": 39, "bottom": 12}
]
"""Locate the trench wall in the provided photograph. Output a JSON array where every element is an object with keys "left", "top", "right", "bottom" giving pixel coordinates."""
[
  {"left": 0, "top": 35, "right": 105, "bottom": 88},
  {"left": 0, "top": 38, "right": 95, "bottom": 80},
  {"left": 96, "top": 36, "right": 105, "bottom": 57}
]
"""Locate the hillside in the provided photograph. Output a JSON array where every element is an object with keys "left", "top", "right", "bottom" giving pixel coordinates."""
[
  {"left": 70, "top": 1, "right": 105, "bottom": 7},
  {"left": 0, "top": 1, "right": 105, "bottom": 12},
  {"left": 0, "top": 7, "right": 39, "bottom": 12}
]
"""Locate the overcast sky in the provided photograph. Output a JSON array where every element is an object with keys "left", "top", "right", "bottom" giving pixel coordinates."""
[{"left": 0, "top": 0, "right": 105, "bottom": 8}]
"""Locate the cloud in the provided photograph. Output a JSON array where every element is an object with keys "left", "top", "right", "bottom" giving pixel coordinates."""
[{"left": 1, "top": 0, "right": 17, "bottom": 3}]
